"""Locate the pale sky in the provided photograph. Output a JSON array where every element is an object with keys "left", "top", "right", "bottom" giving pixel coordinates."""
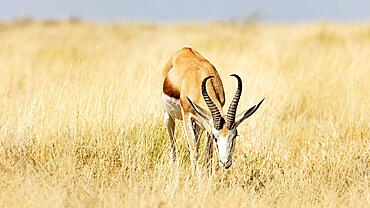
[{"left": 1, "top": 0, "right": 369, "bottom": 22}]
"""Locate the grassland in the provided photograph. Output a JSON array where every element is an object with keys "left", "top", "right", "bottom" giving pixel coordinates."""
[{"left": 0, "top": 20, "right": 369, "bottom": 207}]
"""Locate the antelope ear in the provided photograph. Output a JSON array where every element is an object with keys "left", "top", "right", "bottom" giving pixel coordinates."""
[
  {"left": 186, "top": 97, "right": 212, "bottom": 126},
  {"left": 233, "top": 98, "right": 264, "bottom": 128}
]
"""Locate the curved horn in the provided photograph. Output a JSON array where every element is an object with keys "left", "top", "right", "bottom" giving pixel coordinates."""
[
  {"left": 227, "top": 74, "right": 242, "bottom": 129},
  {"left": 202, "top": 76, "right": 222, "bottom": 129}
]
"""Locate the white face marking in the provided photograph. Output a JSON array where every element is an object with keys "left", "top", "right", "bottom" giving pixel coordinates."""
[
  {"left": 217, "top": 137, "right": 228, "bottom": 163},
  {"left": 162, "top": 93, "right": 182, "bottom": 120},
  {"left": 212, "top": 127, "right": 238, "bottom": 168},
  {"left": 212, "top": 128, "right": 229, "bottom": 164}
]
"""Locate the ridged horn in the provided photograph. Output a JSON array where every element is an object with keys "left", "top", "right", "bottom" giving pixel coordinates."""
[
  {"left": 202, "top": 76, "right": 222, "bottom": 130},
  {"left": 227, "top": 74, "right": 242, "bottom": 129}
]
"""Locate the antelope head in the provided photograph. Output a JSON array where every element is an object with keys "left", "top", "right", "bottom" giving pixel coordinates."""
[{"left": 187, "top": 75, "right": 264, "bottom": 169}]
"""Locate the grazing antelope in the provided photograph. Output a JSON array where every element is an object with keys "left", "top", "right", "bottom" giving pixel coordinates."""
[{"left": 162, "top": 47, "right": 264, "bottom": 172}]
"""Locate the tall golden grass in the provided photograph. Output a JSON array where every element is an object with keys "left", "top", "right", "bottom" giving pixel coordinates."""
[{"left": 0, "top": 20, "right": 369, "bottom": 207}]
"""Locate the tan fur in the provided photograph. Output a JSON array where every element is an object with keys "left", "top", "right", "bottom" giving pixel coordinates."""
[
  {"left": 162, "top": 47, "right": 227, "bottom": 173},
  {"left": 162, "top": 47, "right": 225, "bottom": 119}
]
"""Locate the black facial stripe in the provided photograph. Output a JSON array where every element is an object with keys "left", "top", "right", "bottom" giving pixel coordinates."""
[
  {"left": 227, "top": 135, "right": 236, "bottom": 154},
  {"left": 231, "top": 138, "right": 235, "bottom": 152}
]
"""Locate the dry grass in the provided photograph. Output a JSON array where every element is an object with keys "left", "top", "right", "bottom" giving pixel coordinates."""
[{"left": 0, "top": 20, "right": 369, "bottom": 207}]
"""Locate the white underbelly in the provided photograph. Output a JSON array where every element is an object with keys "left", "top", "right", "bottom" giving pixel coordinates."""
[{"left": 162, "top": 93, "right": 183, "bottom": 120}]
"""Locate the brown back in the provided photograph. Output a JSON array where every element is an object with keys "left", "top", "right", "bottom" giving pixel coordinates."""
[{"left": 162, "top": 47, "right": 225, "bottom": 115}]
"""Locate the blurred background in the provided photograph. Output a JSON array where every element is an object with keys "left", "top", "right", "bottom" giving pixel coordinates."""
[
  {"left": 1, "top": 1, "right": 369, "bottom": 207},
  {"left": 1, "top": 0, "right": 370, "bottom": 22}
]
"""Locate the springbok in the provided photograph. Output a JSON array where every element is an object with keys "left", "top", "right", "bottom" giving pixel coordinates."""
[{"left": 162, "top": 47, "right": 264, "bottom": 172}]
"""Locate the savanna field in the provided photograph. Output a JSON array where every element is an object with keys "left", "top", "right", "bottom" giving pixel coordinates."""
[{"left": 0, "top": 20, "right": 369, "bottom": 207}]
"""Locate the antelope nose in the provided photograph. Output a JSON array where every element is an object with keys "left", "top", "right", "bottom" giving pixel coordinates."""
[
  {"left": 225, "top": 160, "right": 232, "bottom": 169},
  {"left": 219, "top": 159, "right": 232, "bottom": 169}
]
